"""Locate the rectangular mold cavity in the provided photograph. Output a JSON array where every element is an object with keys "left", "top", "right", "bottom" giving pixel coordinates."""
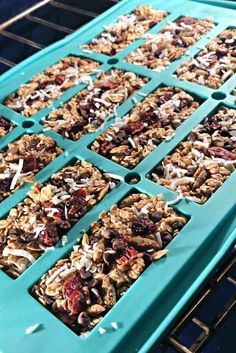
[
  {"left": 0, "top": 1, "right": 236, "bottom": 353},
  {"left": 90, "top": 84, "right": 204, "bottom": 169},
  {"left": 0, "top": 132, "right": 63, "bottom": 203},
  {"left": 0, "top": 115, "right": 15, "bottom": 138},
  {"left": 3, "top": 56, "right": 100, "bottom": 117},
  {"left": 147, "top": 104, "right": 236, "bottom": 204},
  {"left": 176, "top": 27, "right": 236, "bottom": 89},
  {"left": 124, "top": 15, "right": 215, "bottom": 72},
  {"left": 30, "top": 190, "right": 189, "bottom": 336},
  {"left": 0, "top": 157, "right": 119, "bottom": 278},
  {"left": 41, "top": 68, "right": 149, "bottom": 141},
  {"left": 80, "top": 4, "right": 168, "bottom": 56}
]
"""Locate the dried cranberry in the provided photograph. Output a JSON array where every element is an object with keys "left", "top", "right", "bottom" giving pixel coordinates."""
[
  {"left": 22, "top": 155, "right": 37, "bottom": 173},
  {"left": 67, "top": 192, "right": 87, "bottom": 217},
  {"left": 0, "top": 177, "right": 12, "bottom": 192},
  {"left": 131, "top": 216, "right": 156, "bottom": 235},
  {"left": 63, "top": 275, "right": 83, "bottom": 315},
  {"left": 55, "top": 75, "right": 65, "bottom": 85},
  {"left": 117, "top": 247, "right": 138, "bottom": 265},
  {"left": 159, "top": 93, "right": 173, "bottom": 105},
  {"left": 177, "top": 17, "right": 196, "bottom": 25},
  {"left": 37, "top": 81, "right": 50, "bottom": 90},
  {"left": 26, "top": 98, "right": 37, "bottom": 106},
  {"left": 99, "top": 141, "right": 116, "bottom": 156},
  {"left": 39, "top": 224, "right": 59, "bottom": 246},
  {"left": 188, "top": 132, "right": 198, "bottom": 141},
  {"left": 0, "top": 116, "right": 10, "bottom": 129},
  {"left": 112, "top": 238, "right": 127, "bottom": 250},
  {"left": 141, "top": 110, "right": 159, "bottom": 127},
  {"left": 216, "top": 48, "right": 228, "bottom": 57},
  {"left": 68, "top": 120, "right": 85, "bottom": 134},
  {"left": 73, "top": 188, "right": 87, "bottom": 199},
  {"left": 207, "top": 147, "right": 235, "bottom": 160},
  {"left": 125, "top": 121, "right": 145, "bottom": 135}
]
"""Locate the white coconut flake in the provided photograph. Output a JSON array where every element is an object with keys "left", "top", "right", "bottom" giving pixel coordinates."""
[
  {"left": 3, "top": 248, "right": 36, "bottom": 264},
  {"left": 45, "top": 264, "right": 68, "bottom": 285},
  {"left": 111, "top": 322, "right": 119, "bottom": 330},
  {"left": 104, "top": 173, "right": 124, "bottom": 181},
  {"left": 10, "top": 158, "right": 24, "bottom": 190},
  {"left": 98, "top": 327, "right": 106, "bottom": 334},
  {"left": 128, "top": 137, "right": 136, "bottom": 148},
  {"left": 165, "top": 193, "right": 184, "bottom": 211},
  {"left": 25, "top": 323, "right": 40, "bottom": 335},
  {"left": 61, "top": 235, "right": 68, "bottom": 247}
]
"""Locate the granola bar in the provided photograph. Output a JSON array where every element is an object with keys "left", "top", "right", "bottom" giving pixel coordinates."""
[
  {"left": 32, "top": 193, "right": 187, "bottom": 334},
  {"left": 4, "top": 57, "right": 99, "bottom": 117},
  {"left": 176, "top": 29, "right": 236, "bottom": 89},
  {"left": 126, "top": 17, "right": 214, "bottom": 71},
  {"left": 149, "top": 106, "right": 236, "bottom": 204},
  {"left": 0, "top": 161, "right": 117, "bottom": 278},
  {"left": 0, "top": 134, "right": 62, "bottom": 202},
  {"left": 42, "top": 70, "right": 148, "bottom": 140},
  {"left": 0, "top": 116, "right": 14, "bottom": 138},
  {"left": 82, "top": 5, "right": 167, "bottom": 56},
  {"left": 91, "top": 87, "right": 199, "bottom": 168}
]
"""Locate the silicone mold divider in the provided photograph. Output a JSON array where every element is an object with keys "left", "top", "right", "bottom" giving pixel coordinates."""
[{"left": 0, "top": 0, "right": 235, "bottom": 352}]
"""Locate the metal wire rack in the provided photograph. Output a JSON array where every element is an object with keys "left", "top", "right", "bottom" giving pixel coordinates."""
[{"left": 0, "top": 1, "right": 235, "bottom": 352}]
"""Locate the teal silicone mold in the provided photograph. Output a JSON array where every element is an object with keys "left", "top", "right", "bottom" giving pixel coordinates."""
[{"left": 0, "top": 1, "right": 235, "bottom": 353}]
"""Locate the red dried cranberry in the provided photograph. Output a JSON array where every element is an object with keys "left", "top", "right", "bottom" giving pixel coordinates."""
[
  {"left": 0, "top": 116, "right": 10, "bottom": 129},
  {"left": 68, "top": 120, "right": 85, "bottom": 134},
  {"left": 216, "top": 48, "right": 228, "bottom": 57},
  {"left": 141, "top": 110, "right": 160, "bottom": 127},
  {"left": 177, "top": 17, "right": 196, "bottom": 25},
  {"left": 155, "top": 165, "right": 164, "bottom": 177},
  {"left": 0, "top": 177, "right": 12, "bottom": 192},
  {"left": 73, "top": 188, "right": 87, "bottom": 199},
  {"left": 125, "top": 121, "right": 145, "bottom": 135},
  {"left": 131, "top": 216, "right": 156, "bottom": 235},
  {"left": 159, "top": 93, "right": 173, "bottom": 105},
  {"left": 39, "top": 224, "right": 59, "bottom": 246},
  {"left": 55, "top": 75, "right": 65, "bottom": 85},
  {"left": 22, "top": 155, "right": 37, "bottom": 173},
  {"left": 207, "top": 147, "right": 235, "bottom": 160},
  {"left": 117, "top": 247, "right": 138, "bottom": 265},
  {"left": 150, "top": 211, "right": 163, "bottom": 222},
  {"left": 99, "top": 141, "right": 116, "bottom": 156},
  {"left": 63, "top": 275, "right": 83, "bottom": 315},
  {"left": 37, "top": 81, "right": 50, "bottom": 90}
]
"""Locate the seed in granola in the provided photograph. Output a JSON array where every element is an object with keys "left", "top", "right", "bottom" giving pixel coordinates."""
[{"left": 78, "top": 311, "right": 90, "bottom": 325}]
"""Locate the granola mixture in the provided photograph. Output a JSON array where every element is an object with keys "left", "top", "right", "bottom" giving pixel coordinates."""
[
  {"left": 81, "top": 5, "right": 167, "bottom": 55},
  {"left": 0, "top": 116, "right": 14, "bottom": 138},
  {"left": 42, "top": 70, "right": 148, "bottom": 140},
  {"left": 0, "top": 161, "right": 117, "bottom": 278},
  {"left": 126, "top": 17, "right": 214, "bottom": 71},
  {"left": 4, "top": 57, "right": 99, "bottom": 117},
  {"left": 0, "top": 134, "right": 62, "bottom": 202},
  {"left": 32, "top": 193, "right": 187, "bottom": 334},
  {"left": 91, "top": 87, "right": 199, "bottom": 168},
  {"left": 149, "top": 106, "right": 236, "bottom": 204},
  {"left": 177, "top": 29, "right": 236, "bottom": 89}
]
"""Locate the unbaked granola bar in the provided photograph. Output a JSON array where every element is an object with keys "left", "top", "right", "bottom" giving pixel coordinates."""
[
  {"left": 42, "top": 70, "right": 148, "bottom": 140},
  {"left": 0, "top": 161, "right": 117, "bottom": 278},
  {"left": 176, "top": 29, "right": 236, "bottom": 89},
  {"left": 81, "top": 5, "right": 167, "bottom": 55},
  {"left": 32, "top": 193, "right": 187, "bottom": 334},
  {"left": 0, "top": 116, "right": 14, "bottom": 138},
  {"left": 126, "top": 17, "right": 214, "bottom": 71},
  {"left": 0, "top": 134, "right": 62, "bottom": 202},
  {"left": 4, "top": 57, "right": 99, "bottom": 117},
  {"left": 149, "top": 106, "right": 236, "bottom": 204},
  {"left": 91, "top": 87, "right": 199, "bottom": 168}
]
